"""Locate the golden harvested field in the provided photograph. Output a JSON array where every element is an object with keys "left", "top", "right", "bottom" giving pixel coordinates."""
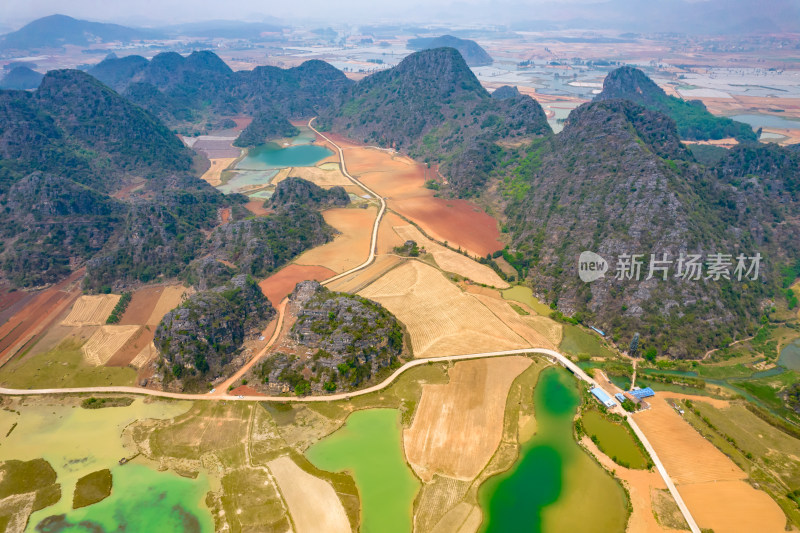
[
  {"left": 325, "top": 255, "right": 404, "bottom": 293},
  {"left": 61, "top": 295, "right": 121, "bottom": 326},
  {"left": 678, "top": 480, "right": 786, "bottom": 533},
  {"left": 81, "top": 325, "right": 141, "bottom": 366},
  {"left": 145, "top": 286, "right": 190, "bottom": 326},
  {"left": 119, "top": 286, "right": 164, "bottom": 325},
  {"left": 295, "top": 207, "right": 375, "bottom": 273},
  {"left": 471, "top": 293, "right": 560, "bottom": 349},
  {"left": 267, "top": 456, "right": 350, "bottom": 533},
  {"left": 273, "top": 165, "right": 351, "bottom": 188},
  {"left": 405, "top": 357, "right": 532, "bottom": 481},
  {"left": 130, "top": 341, "right": 157, "bottom": 369},
  {"left": 200, "top": 158, "right": 236, "bottom": 187},
  {"left": 359, "top": 261, "right": 527, "bottom": 357},
  {"left": 377, "top": 211, "right": 408, "bottom": 254},
  {"left": 430, "top": 503, "right": 482, "bottom": 533},
  {"left": 393, "top": 225, "right": 508, "bottom": 288},
  {"left": 634, "top": 396, "right": 785, "bottom": 533}
]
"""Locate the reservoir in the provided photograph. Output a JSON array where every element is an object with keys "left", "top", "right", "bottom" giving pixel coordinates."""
[
  {"left": 305, "top": 409, "right": 419, "bottom": 533},
  {"left": 236, "top": 142, "right": 333, "bottom": 171},
  {"left": 478, "top": 367, "right": 627, "bottom": 532},
  {"left": 732, "top": 114, "right": 800, "bottom": 131}
]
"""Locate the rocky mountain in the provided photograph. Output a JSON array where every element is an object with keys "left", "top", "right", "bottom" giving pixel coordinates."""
[
  {"left": 0, "top": 15, "right": 159, "bottom": 52},
  {"left": 0, "top": 66, "right": 43, "bottom": 90},
  {"left": 154, "top": 275, "right": 275, "bottom": 391},
  {"left": 407, "top": 35, "right": 493, "bottom": 66},
  {"left": 269, "top": 177, "right": 350, "bottom": 209},
  {"left": 251, "top": 281, "right": 405, "bottom": 395},
  {"left": 495, "top": 99, "right": 800, "bottom": 357},
  {"left": 319, "top": 48, "right": 550, "bottom": 195},
  {"left": 596, "top": 66, "right": 756, "bottom": 142},
  {"left": 233, "top": 110, "right": 299, "bottom": 147},
  {"left": 89, "top": 51, "right": 352, "bottom": 134},
  {"left": 0, "top": 69, "right": 227, "bottom": 288}
]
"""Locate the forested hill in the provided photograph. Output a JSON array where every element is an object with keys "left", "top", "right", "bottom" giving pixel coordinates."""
[
  {"left": 493, "top": 99, "right": 800, "bottom": 357},
  {"left": 0, "top": 69, "right": 227, "bottom": 288},
  {"left": 595, "top": 66, "right": 757, "bottom": 142},
  {"left": 407, "top": 35, "right": 493, "bottom": 66},
  {"left": 319, "top": 47, "right": 551, "bottom": 195},
  {"left": 89, "top": 51, "right": 352, "bottom": 133}
]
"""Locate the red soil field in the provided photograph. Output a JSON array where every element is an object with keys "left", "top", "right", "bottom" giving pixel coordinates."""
[
  {"left": 220, "top": 207, "right": 231, "bottom": 224},
  {"left": 244, "top": 200, "right": 271, "bottom": 217},
  {"left": 229, "top": 384, "right": 266, "bottom": 396},
  {"left": 0, "top": 270, "right": 84, "bottom": 365},
  {"left": 118, "top": 286, "right": 165, "bottom": 325},
  {"left": 321, "top": 132, "right": 504, "bottom": 257},
  {"left": 259, "top": 264, "right": 336, "bottom": 307},
  {"left": 106, "top": 327, "right": 154, "bottom": 367}
]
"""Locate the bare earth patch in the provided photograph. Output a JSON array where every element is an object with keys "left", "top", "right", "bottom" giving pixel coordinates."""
[
  {"left": 258, "top": 264, "right": 336, "bottom": 307},
  {"left": 82, "top": 325, "right": 141, "bottom": 366},
  {"left": 358, "top": 261, "right": 527, "bottom": 357},
  {"left": 200, "top": 158, "right": 236, "bottom": 187},
  {"left": 273, "top": 165, "right": 351, "bottom": 189},
  {"left": 405, "top": 357, "right": 532, "bottom": 481},
  {"left": 295, "top": 207, "right": 376, "bottom": 273},
  {"left": 267, "top": 456, "right": 350, "bottom": 533}
]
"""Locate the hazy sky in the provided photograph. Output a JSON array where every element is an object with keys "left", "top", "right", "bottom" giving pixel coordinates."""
[{"left": 1, "top": 0, "right": 606, "bottom": 27}]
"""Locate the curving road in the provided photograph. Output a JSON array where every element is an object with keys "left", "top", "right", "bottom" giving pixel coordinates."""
[{"left": 0, "top": 120, "right": 700, "bottom": 533}]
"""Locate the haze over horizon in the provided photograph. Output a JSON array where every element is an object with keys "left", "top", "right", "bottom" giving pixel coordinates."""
[{"left": 2, "top": 0, "right": 798, "bottom": 33}]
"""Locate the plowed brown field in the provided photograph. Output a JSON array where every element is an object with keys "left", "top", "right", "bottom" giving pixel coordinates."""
[{"left": 259, "top": 264, "right": 336, "bottom": 306}]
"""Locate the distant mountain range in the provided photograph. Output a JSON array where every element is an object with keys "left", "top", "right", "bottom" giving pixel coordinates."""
[
  {"left": 407, "top": 35, "right": 493, "bottom": 66},
  {"left": 89, "top": 50, "right": 351, "bottom": 134},
  {"left": 0, "top": 14, "right": 160, "bottom": 52}
]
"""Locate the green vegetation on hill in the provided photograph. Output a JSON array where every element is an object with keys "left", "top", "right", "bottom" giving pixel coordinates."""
[
  {"left": 319, "top": 47, "right": 550, "bottom": 196},
  {"left": 269, "top": 177, "right": 350, "bottom": 209},
  {"left": 596, "top": 66, "right": 756, "bottom": 141},
  {"left": 155, "top": 275, "right": 275, "bottom": 391},
  {"left": 233, "top": 110, "right": 299, "bottom": 147},
  {"left": 253, "top": 281, "right": 405, "bottom": 395},
  {"left": 0, "top": 69, "right": 230, "bottom": 288},
  {"left": 0, "top": 66, "right": 43, "bottom": 89}
]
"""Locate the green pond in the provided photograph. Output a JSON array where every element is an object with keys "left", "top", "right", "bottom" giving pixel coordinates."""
[
  {"left": 217, "top": 169, "right": 277, "bottom": 194},
  {"left": 0, "top": 399, "right": 214, "bottom": 532},
  {"left": 581, "top": 411, "right": 648, "bottom": 469},
  {"left": 29, "top": 464, "right": 213, "bottom": 533},
  {"left": 305, "top": 408, "right": 419, "bottom": 533},
  {"left": 479, "top": 367, "right": 628, "bottom": 532},
  {"left": 778, "top": 338, "right": 800, "bottom": 371},
  {"left": 236, "top": 143, "right": 332, "bottom": 171}
]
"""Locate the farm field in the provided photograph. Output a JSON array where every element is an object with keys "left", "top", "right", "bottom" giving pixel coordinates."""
[
  {"left": 404, "top": 356, "right": 532, "bottom": 481},
  {"left": 325, "top": 133, "right": 504, "bottom": 257},
  {"left": 358, "top": 260, "right": 528, "bottom": 357},
  {"left": 143, "top": 286, "right": 189, "bottom": 326},
  {"left": 267, "top": 456, "right": 350, "bottom": 533},
  {"left": 82, "top": 325, "right": 141, "bottom": 366},
  {"left": 470, "top": 292, "right": 561, "bottom": 349},
  {"left": 61, "top": 295, "right": 120, "bottom": 326},
  {"left": 560, "top": 323, "right": 617, "bottom": 358},
  {"left": 258, "top": 264, "right": 336, "bottom": 306},
  {"left": 393, "top": 224, "right": 508, "bottom": 288},
  {"left": 295, "top": 207, "right": 376, "bottom": 273},
  {"left": 200, "top": 157, "right": 236, "bottom": 186},
  {"left": 272, "top": 164, "right": 351, "bottom": 189},
  {"left": 377, "top": 211, "right": 408, "bottom": 254},
  {"left": 325, "top": 254, "right": 405, "bottom": 293},
  {"left": 634, "top": 396, "right": 786, "bottom": 533}
]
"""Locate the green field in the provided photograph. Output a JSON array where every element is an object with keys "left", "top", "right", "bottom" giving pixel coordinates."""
[
  {"left": 560, "top": 324, "right": 616, "bottom": 358},
  {"left": 502, "top": 286, "right": 552, "bottom": 315},
  {"left": 0, "top": 339, "right": 136, "bottom": 389},
  {"left": 580, "top": 410, "right": 649, "bottom": 469}
]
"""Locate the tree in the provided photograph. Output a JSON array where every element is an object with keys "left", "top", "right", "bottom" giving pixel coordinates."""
[
  {"left": 629, "top": 332, "right": 640, "bottom": 357},
  {"left": 644, "top": 347, "right": 657, "bottom": 363}
]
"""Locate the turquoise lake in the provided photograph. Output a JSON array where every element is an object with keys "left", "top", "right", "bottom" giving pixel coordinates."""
[{"left": 236, "top": 142, "right": 333, "bottom": 171}]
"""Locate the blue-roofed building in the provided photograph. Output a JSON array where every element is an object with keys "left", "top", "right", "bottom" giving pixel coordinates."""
[
  {"left": 628, "top": 387, "right": 655, "bottom": 400},
  {"left": 590, "top": 387, "right": 617, "bottom": 408},
  {"left": 614, "top": 392, "right": 627, "bottom": 403}
]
